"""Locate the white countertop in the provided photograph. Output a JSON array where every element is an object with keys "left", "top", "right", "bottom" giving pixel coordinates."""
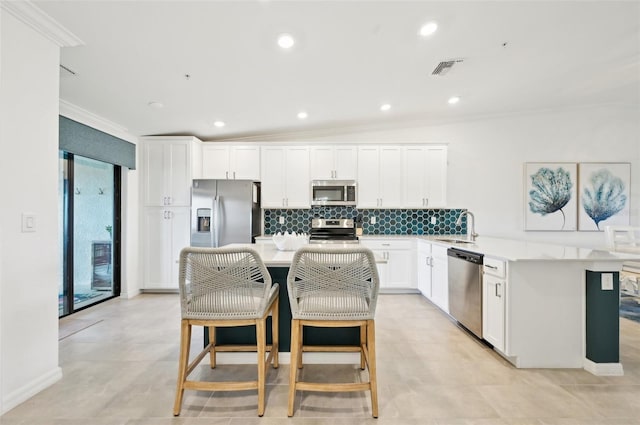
[
  {"left": 419, "top": 235, "right": 640, "bottom": 263},
  {"left": 226, "top": 243, "right": 387, "bottom": 267},
  {"left": 257, "top": 235, "right": 640, "bottom": 263}
]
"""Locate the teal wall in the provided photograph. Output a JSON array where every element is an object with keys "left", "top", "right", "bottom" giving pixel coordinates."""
[{"left": 264, "top": 206, "right": 467, "bottom": 235}]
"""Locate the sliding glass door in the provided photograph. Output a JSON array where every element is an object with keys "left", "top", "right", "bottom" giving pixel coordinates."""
[{"left": 59, "top": 152, "right": 121, "bottom": 317}]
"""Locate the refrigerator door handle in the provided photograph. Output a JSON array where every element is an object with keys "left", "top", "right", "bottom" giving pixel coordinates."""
[{"left": 213, "top": 195, "right": 220, "bottom": 248}]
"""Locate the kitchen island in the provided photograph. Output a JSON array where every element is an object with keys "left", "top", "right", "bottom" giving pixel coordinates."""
[{"left": 212, "top": 243, "right": 386, "bottom": 364}]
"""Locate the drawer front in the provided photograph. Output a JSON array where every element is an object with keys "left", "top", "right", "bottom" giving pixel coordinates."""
[
  {"left": 483, "top": 257, "right": 506, "bottom": 278},
  {"left": 360, "top": 239, "right": 413, "bottom": 251}
]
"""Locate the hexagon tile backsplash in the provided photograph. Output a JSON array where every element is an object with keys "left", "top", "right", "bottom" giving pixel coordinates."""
[{"left": 264, "top": 207, "right": 467, "bottom": 235}]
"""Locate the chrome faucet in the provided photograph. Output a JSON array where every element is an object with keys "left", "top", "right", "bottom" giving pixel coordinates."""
[{"left": 456, "top": 211, "right": 478, "bottom": 241}]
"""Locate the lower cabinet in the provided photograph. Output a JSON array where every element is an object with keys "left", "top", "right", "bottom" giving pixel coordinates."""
[
  {"left": 430, "top": 245, "right": 449, "bottom": 313},
  {"left": 482, "top": 257, "right": 507, "bottom": 352},
  {"left": 142, "top": 207, "right": 190, "bottom": 290},
  {"left": 416, "top": 240, "right": 432, "bottom": 297},
  {"left": 360, "top": 239, "right": 415, "bottom": 290}
]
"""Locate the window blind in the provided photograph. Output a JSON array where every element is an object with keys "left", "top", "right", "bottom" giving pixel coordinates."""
[{"left": 59, "top": 116, "right": 136, "bottom": 169}]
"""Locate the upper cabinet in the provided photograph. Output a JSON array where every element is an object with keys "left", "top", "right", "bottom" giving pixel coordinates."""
[
  {"left": 140, "top": 136, "right": 202, "bottom": 207},
  {"left": 357, "top": 145, "right": 403, "bottom": 208},
  {"left": 261, "top": 146, "right": 310, "bottom": 208},
  {"left": 202, "top": 144, "right": 260, "bottom": 180},
  {"left": 404, "top": 146, "right": 447, "bottom": 208},
  {"left": 309, "top": 145, "right": 357, "bottom": 180}
]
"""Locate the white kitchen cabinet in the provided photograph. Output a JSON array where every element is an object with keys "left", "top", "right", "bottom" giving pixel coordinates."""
[
  {"left": 261, "top": 146, "right": 310, "bottom": 208},
  {"left": 483, "top": 257, "right": 507, "bottom": 352},
  {"left": 416, "top": 240, "right": 432, "bottom": 297},
  {"left": 404, "top": 146, "right": 447, "bottom": 208},
  {"left": 360, "top": 239, "right": 415, "bottom": 290},
  {"left": 141, "top": 136, "right": 201, "bottom": 207},
  {"left": 357, "top": 145, "right": 403, "bottom": 208},
  {"left": 202, "top": 144, "right": 260, "bottom": 180},
  {"left": 309, "top": 145, "right": 357, "bottom": 180},
  {"left": 142, "top": 207, "right": 190, "bottom": 290},
  {"left": 430, "top": 244, "right": 449, "bottom": 312}
]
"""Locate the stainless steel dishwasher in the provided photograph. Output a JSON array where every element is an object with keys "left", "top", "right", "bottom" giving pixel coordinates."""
[{"left": 447, "top": 248, "right": 484, "bottom": 339}]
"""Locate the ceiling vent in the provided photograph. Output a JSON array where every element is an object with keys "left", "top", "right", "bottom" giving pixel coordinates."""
[
  {"left": 431, "top": 58, "right": 464, "bottom": 76},
  {"left": 60, "top": 64, "right": 77, "bottom": 77}
]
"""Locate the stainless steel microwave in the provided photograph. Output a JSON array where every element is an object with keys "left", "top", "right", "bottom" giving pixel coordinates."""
[{"left": 311, "top": 180, "right": 357, "bottom": 206}]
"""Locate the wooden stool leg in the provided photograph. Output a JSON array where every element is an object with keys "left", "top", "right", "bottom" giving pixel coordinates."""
[
  {"left": 367, "top": 320, "right": 379, "bottom": 418},
  {"left": 256, "top": 318, "right": 267, "bottom": 417},
  {"left": 208, "top": 325, "right": 216, "bottom": 368},
  {"left": 173, "top": 320, "right": 191, "bottom": 416},
  {"left": 360, "top": 324, "right": 367, "bottom": 370},
  {"left": 272, "top": 297, "right": 279, "bottom": 368},
  {"left": 297, "top": 321, "right": 304, "bottom": 369},
  {"left": 288, "top": 319, "right": 301, "bottom": 417}
]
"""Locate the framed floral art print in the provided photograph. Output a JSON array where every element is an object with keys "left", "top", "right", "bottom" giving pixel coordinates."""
[
  {"left": 524, "top": 163, "right": 578, "bottom": 231},
  {"left": 578, "top": 162, "right": 631, "bottom": 231}
]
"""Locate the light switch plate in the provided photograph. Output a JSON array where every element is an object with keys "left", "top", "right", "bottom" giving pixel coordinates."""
[
  {"left": 21, "top": 213, "right": 36, "bottom": 233},
  {"left": 370, "top": 216, "right": 377, "bottom": 224},
  {"left": 430, "top": 217, "right": 437, "bottom": 225},
  {"left": 278, "top": 216, "right": 285, "bottom": 224},
  {"left": 601, "top": 273, "right": 614, "bottom": 291}
]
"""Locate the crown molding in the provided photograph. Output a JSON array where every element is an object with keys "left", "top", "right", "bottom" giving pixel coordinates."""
[
  {"left": 1, "top": 1, "right": 84, "bottom": 47},
  {"left": 59, "top": 100, "right": 135, "bottom": 143}
]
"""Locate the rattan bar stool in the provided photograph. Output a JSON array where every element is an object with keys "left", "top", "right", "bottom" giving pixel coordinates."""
[
  {"left": 173, "top": 247, "right": 279, "bottom": 417},
  {"left": 286, "top": 246, "right": 380, "bottom": 417}
]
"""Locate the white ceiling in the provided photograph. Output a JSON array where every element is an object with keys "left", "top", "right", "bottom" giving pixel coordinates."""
[{"left": 34, "top": 0, "right": 640, "bottom": 141}]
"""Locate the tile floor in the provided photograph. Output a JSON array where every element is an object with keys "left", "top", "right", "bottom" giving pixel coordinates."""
[{"left": 2, "top": 293, "right": 640, "bottom": 425}]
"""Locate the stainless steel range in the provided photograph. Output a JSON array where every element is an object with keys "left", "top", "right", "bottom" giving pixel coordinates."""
[{"left": 308, "top": 218, "right": 359, "bottom": 244}]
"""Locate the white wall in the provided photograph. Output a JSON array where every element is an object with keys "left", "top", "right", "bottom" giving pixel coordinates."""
[
  {"left": 239, "top": 104, "right": 640, "bottom": 248},
  {"left": 0, "top": 11, "right": 62, "bottom": 413}
]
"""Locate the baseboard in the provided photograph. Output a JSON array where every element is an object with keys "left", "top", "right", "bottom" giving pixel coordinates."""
[
  {"left": 1, "top": 366, "right": 62, "bottom": 415},
  {"left": 215, "top": 352, "right": 360, "bottom": 364},
  {"left": 119, "top": 289, "right": 141, "bottom": 299},
  {"left": 140, "top": 288, "right": 179, "bottom": 294},
  {"left": 583, "top": 358, "right": 624, "bottom": 376}
]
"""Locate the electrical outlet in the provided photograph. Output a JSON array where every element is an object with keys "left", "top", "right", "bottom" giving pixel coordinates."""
[
  {"left": 370, "top": 216, "right": 377, "bottom": 225},
  {"left": 430, "top": 217, "right": 437, "bottom": 225},
  {"left": 601, "top": 273, "right": 614, "bottom": 290},
  {"left": 279, "top": 216, "right": 285, "bottom": 224}
]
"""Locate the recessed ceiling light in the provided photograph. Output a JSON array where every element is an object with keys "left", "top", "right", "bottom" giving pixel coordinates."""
[
  {"left": 297, "top": 111, "right": 308, "bottom": 119},
  {"left": 380, "top": 104, "right": 391, "bottom": 111},
  {"left": 448, "top": 96, "right": 460, "bottom": 105},
  {"left": 213, "top": 121, "right": 226, "bottom": 128},
  {"left": 148, "top": 101, "right": 163, "bottom": 109},
  {"left": 419, "top": 21, "right": 438, "bottom": 37},
  {"left": 277, "top": 33, "right": 295, "bottom": 49}
]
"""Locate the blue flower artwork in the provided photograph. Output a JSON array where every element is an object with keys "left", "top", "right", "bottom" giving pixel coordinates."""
[
  {"left": 528, "top": 167, "right": 573, "bottom": 230},
  {"left": 581, "top": 169, "right": 627, "bottom": 230}
]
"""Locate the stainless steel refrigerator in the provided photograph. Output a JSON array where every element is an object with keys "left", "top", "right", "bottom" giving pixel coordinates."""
[{"left": 191, "top": 180, "right": 261, "bottom": 247}]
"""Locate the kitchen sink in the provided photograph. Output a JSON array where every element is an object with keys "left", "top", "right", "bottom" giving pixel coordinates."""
[{"left": 435, "top": 238, "right": 475, "bottom": 244}]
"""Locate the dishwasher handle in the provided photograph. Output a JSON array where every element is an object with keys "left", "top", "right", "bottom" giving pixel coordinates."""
[{"left": 447, "top": 247, "right": 483, "bottom": 265}]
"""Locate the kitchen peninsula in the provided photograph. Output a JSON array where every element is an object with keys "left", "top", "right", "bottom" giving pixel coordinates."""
[{"left": 252, "top": 235, "right": 640, "bottom": 375}]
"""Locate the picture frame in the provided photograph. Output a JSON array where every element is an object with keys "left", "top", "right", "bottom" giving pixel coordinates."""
[
  {"left": 524, "top": 162, "right": 578, "bottom": 231},
  {"left": 578, "top": 162, "right": 631, "bottom": 231}
]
